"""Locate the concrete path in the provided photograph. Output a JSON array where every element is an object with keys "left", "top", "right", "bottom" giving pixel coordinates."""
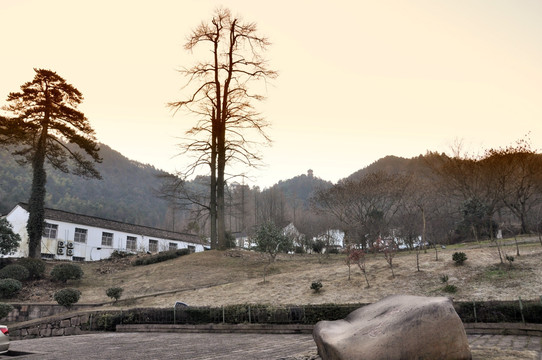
[{"left": 3, "top": 333, "right": 542, "bottom": 359}]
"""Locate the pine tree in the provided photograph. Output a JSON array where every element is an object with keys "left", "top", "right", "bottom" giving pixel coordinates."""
[{"left": 0, "top": 69, "right": 101, "bottom": 258}]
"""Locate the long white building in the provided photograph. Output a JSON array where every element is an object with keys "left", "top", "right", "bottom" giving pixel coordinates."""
[{"left": 3, "top": 203, "right": 205, "bottom": 261}]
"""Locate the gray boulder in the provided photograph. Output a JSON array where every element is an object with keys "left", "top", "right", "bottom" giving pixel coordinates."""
[{"left": 313, "top": 295, "right": 471, "bottom": 360}]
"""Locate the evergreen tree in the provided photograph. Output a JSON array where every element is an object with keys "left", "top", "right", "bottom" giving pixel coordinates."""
[
  {"left": 0, "top": 69, "right": 101, "bottom": 258},
  {"left": 0, "top": 218, "right": 21, "bottom": 255}
]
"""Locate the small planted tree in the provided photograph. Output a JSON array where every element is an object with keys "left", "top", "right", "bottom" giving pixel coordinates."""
[
  {"left": 106, "top": 287, "right": 124, "bottom": 303},
  {"left": 377, "top": 238, "right": 398, "bottom": 278},
  {"left": 54, "top": 288, "right": 81, "bottom": 308},
  {"left": 254, "top": 222, "right": 293, "bottom": 283},
  {"left": 345, "top": 245, "right": 354, "bottom": 280},
  {"left": 349, "top": 248, "right": 370, "bottom": 288}
]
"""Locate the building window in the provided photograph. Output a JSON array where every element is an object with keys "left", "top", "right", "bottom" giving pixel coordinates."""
[
  {"left": 74, "top": 228, "right": 87, "bottom": 243},
  {"left": 188, "top": 245, "right": 196, "bottom": 253},
  {"left": 43, "top": 223, "right": 58, "bottom": 239},
  {"left": 126, "top": 236, "right": 137, "bottom": 251},
  {"left": 102, "top": 232, "right": 113, "bottom": 247},
  {"left": 149, "top": 240, "right": 158, "bottom": 253},
  {"left": 169, "top": 242, "right": 178, "bottom": 251}
]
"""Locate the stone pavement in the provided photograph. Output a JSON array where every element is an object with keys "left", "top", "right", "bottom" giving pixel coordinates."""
[{"left": 3, "top": 333, "right": 542, "bottom": 359}]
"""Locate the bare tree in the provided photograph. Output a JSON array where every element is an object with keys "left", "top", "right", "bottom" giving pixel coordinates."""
[
  {"left": 483, "top": 139, "right": 542, "bottom": 235},
  {"left": 169, "top": 8, "right": 277, "bottom": 249}
]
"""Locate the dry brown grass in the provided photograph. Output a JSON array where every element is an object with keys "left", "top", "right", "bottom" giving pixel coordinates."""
[{"left": 17, "top": 241, "right": 542, "bottom": 307}]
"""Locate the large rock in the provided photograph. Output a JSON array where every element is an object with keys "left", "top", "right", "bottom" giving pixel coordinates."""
[{"left": 313, "top": 295, "right": 471, "bottom": 360}]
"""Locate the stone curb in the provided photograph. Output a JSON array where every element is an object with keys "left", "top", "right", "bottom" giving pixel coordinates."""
[
  {"left": 116, "top": 323, "right": 314, "bottom": 334},
  {"left": 116, "top": 322, "right": 542, "bottom": 336},
  {"left": 464, "top": 322, "right": 542, "bottom": 336}
]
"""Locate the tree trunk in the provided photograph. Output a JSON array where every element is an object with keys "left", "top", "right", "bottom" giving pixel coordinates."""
[
  {"left": 27, "top": 130, "right": 47, "bottom": 258},
  {"left": 209, "top": 110, "right": 218, "bottom": 250},
  {"left": 420, "top": 206, "right": 427, "bottom": 266},
  {"left": 216, "top": 122, "right": 227, "bottom": 250}
]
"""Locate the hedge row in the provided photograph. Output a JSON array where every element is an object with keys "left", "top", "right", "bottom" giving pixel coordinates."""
[
  {"left": 89, "top": 300, "right": 542, "bottom": 331},
  {"left": 132, "top": 249, "right": 191, "bottom": 266}
]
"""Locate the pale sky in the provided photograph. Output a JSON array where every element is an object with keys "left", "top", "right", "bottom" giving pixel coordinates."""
[{"left": 1, "top": 0, "right": 541, "bottom": 188}]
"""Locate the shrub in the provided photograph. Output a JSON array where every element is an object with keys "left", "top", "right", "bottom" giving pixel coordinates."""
[
  {"left": 106, "top": 287, "right": 124, "bottom": 302},
  {"left": 0, "top": 303, "right": 13, "bottom": 319},
  {"left": 505, "top": 255, "right": 514, "bottom": 268},
  {"left": 294, "top": 246, "right": 305, "bottom": 254},
  {"left": 0, "top": 278, "right": 22, "bottom": 298},
  {"left": 311, "top": 281, "right": 323, "bottom": 293},
  {"left": 110, "top": 250, "right": 133, "bottom": 259},
  {"left": 312, "top": 240, "right": 325, "bottom": 254},
  {"left": 0, "top": 264, "right": 30, "bottom": 281},
  {"left": 440, "top": 274, "right": 449, "bottom": 284},
  {"left": 50, "top": 263, "right": 84, "bottom": 283},
  {"left": 452, "top": 252, "right": 467, "bottom": 265},
  {"left": 443, "top": 284, "right": 458, "bottom": 293},
  {"left": 54, "top": 288, "right": 81, "bottom": 308},
  {"left": 17, "top": 258, "right": 46, "bottom": 280}
]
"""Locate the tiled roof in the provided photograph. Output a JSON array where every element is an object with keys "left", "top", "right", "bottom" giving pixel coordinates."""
[{"left": 18, "top": 203, "right": 201, "bottom": 244}]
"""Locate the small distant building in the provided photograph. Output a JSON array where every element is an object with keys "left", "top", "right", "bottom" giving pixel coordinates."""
[
  {"left": 314, "top": 229, "right": 345, "bottom": 251},
  {"left": 3, "top": 203, "right": 204, "bottom": 261}
]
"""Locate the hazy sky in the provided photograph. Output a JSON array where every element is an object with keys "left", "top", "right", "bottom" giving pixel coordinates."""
[{"left": 1, "top": 0, "right": 541, "bottom": 188}]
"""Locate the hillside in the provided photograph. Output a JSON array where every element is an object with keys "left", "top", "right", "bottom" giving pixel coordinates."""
[
  {"left": 345, "top": 154, "right": 439, "bottom": 181},
  {"left": 272, "top": 170, "right": 333, "bottom": 206},
  {"left": 0, "top": 144, "right": 172, "bottom": 228},
  {"left": 16, "top": 239, "right": 542, "bottom": 307}
]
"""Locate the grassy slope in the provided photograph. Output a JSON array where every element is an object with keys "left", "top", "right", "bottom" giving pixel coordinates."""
[{"left": 15, "top": 239, "right": 542, "bottom": 308}]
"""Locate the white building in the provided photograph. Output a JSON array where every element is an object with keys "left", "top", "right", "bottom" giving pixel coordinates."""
[{"left": 3, "top": 203, "right": 204, "bottom": 261}]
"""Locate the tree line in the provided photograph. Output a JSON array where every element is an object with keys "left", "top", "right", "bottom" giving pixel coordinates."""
[{"left": 311, "top": 141, "right": 542, "bottom": 255}]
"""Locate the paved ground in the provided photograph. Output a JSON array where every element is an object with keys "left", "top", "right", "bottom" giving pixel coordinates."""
[{"left": 3, "top": 333, "right": 542, "bottom": 359}]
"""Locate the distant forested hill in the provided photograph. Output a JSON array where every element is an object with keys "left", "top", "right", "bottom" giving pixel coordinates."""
[
  {"left": 0, "top": 144, "right": 171, "bottom": 228},
  {"left": 345, "top": 154, "right": 441, "bottom": 181},
  {"left": 273, "top": 170, "right": 333, "bottom": 205}
]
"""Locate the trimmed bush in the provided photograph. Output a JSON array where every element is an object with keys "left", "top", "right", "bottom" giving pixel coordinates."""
[
  {"left": 0, "top": 264, "right": 29, "bottom": 281},
  {"left": 311, "top": 281, "right": 323, "bottom": 293},
  {"left": 106, "top": 287, "right": 124, "bottom": 302},
  {"left": 51, "top": 263, "right": 84, "bottom": 283},
  {"left": 17, "top": 258, "right": 46, "bottom": 280},
  {"left": 0, "top": 278, "right": 22, "bottom": 298},
  {"left": 54, "top": 288, "right": 81, "bottom": 308},
  {"left": 452, "top": 252, "right": 467, "bottom": 265},
  {"left": 0, "top": 303, "right": 13, "bottom": 319}
]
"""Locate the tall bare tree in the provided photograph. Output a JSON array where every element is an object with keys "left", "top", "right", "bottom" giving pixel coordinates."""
[
  {"left": 169, "top": 8, "right": 277, "bottom": 249},
  {"left": 0, "top": 69, "right": 101, "bottom": 258}
]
